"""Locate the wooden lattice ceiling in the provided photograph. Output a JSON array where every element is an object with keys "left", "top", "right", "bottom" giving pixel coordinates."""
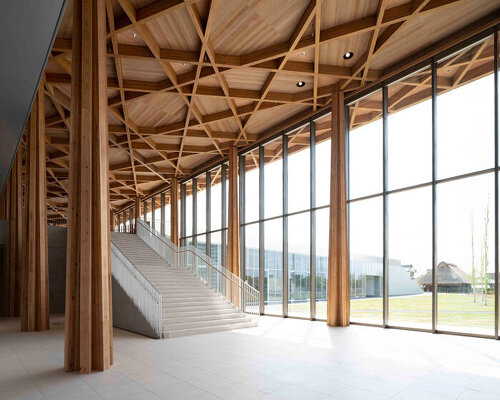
[{"left": 41, "top": 0, "right": 500, "bottom": 221}]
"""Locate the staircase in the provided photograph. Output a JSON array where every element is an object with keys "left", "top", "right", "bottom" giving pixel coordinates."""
[{"left": 111, "top": 232, "right": 257, "bottom": 338}]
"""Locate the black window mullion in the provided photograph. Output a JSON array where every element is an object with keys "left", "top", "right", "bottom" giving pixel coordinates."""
[
  {"left": 310, "top": 119, "right": 316, "bottom": 320},
  {"left": 494, "top": 29, "right": 499, "bottom": 340},
  {"left": 206, "top": 172, "right": 211, "bottom": 258},
  {"left": 432, "top": 58, "right": 438, "bottom": 333},
  {"left": 259, "top": 145, "right": 265, "bottom": 314},
  {"left": 283, "top": 133, "right": 289, "bottom": 317},
  {"left": 382, "top": 85, "right": 389, "bottom": 327},
  {"left": 160, "top": 192, "right": 165, "bottom": 236},
  {"left": 222, "top": 165, "right": 227, "bottom": 268},
  {"left": 193, "top": 178, "right": 197, "bottom": 248},
  {"left": 239, "top": 156, "right": 246, "bottom": 280}
]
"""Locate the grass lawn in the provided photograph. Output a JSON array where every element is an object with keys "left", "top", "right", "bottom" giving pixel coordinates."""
[
  {"left": 268, "top": 293, "right": 496, "bottom": 334},
  {"left": 350, "top": 293, "right": 495, "bottom": 333}
]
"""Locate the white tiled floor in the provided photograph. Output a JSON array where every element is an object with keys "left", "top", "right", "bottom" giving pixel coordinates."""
[{"left": 1, "top": 316, "right": 500, "bottom": 400}]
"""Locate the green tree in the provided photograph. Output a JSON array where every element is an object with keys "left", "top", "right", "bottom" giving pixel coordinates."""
[
  {"left": 470, "top": 214, "right": 477, "bottom": 303},
  {"left": 481, "top": 197, "right": 490, "bottom": 306}
]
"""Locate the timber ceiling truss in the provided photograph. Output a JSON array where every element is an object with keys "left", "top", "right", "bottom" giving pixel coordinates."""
[{"left": 40, "top": 0, "right": 499, "bottom": 223}]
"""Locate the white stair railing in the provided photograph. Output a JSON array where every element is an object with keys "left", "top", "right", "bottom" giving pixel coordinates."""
[
  {"left": 136, "top": 218, "right": 260, "bottom": 319},
  {"left": 111, "top": 242, "right": 163, "bottom": 337}
]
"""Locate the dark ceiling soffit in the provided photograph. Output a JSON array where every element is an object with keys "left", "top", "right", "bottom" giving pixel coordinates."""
[{"left": 0, "top": 0, "right": 68, "bottom": 198}]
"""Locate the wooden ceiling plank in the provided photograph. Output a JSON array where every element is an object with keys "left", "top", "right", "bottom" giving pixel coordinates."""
[
  {"left": 106, "top": 0, "right": 139, "bottom": 196},
  {"left": 235, "top": 0, "right": 319, "bottom": 145}
]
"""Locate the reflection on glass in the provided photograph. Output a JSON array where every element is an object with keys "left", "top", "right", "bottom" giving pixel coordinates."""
[
  {"left": 264, "top": 138, "right": 283, "bottom": 218},
  {"left": 387, "top": 67, "right": 432, "bottom": 190},
  {"left": 349, "top": 90, "right": 382, "bottom": 199},
  {"left": 288, "top": 130, "right": 310, "bottom": 213},
  {"left": 164, "top": 193, "right": 171, "bottom": 241},
  {"left": 349, "top": 197, "right": 383, "bottom": 324},
  {"left": 210, "top": 231, "right": 222, "bottom": 266},
  {"left": 245, "top": 150, "right": 260, "bottom": 223},
  {"left": 315, "top": 208, "right": 328, "bottom": 319},
  {"left": 388, "top": 187, "right": 432, "bottom": 329},
  {"left": 245, "top": 223, "right": 259, "bottom": 290},
  {"left": 316, "top": 135, "right": 331, "bottom": 207},
  {"left": 196, "top": 178, "right": 206, "bottom": 234},
  {"left": 437, "top": 37, "right": 494, "bottom": 179},
  {"left": 288, "top": 212, "right": 310, "bottom": 318},
  {"left": 264, "top": 218, "right": 283, "bottom": 315},
  {"left": 210, "top": 167, "right": 222, "bottom": 231},
  {"left": 185, "top": 180, "right": 193, "bottom": 236},
  {"left": 436, "top": 173, "right": 495, "bottom": 335}
]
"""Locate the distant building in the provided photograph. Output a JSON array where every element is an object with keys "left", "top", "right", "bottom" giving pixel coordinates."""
[
  {"left": 350, "top": 254, "right": 423, "bottom": 298},
  {"left": 418, "top": 262, "right": 471, "bottom": 293}
]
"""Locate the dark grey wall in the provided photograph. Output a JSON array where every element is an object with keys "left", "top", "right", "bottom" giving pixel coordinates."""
[
  {"left": 0, "top": 221, "right": 8, "bottom": 316},
  {"left": 48, "top": 226, "right": 67, "bottom": 314},
  {"left": 0, "top": 223, "right": 67, "bottom": 314},
  {"left": 112, "top": 278, "right": 160, "bottom": 339},
  {"left": 0, "top": 0, "right": 67, "bottom": 196}
]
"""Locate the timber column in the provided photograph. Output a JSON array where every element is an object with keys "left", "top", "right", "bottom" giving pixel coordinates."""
[
  {"left": 326, "top": 86, "right": 350, "bottom": 327},
  {"left": 65, "top": 0, "right": 112, "bottom": 373},
  {"left": 21, "top": 81, "right": 50, "bottom": 331},
  {"left": 2, "top": 150, "right": 22, "bottom": 318}
]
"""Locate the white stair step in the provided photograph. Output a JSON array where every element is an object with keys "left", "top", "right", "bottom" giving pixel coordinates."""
[
  {"left": 162, "top": 321, "right": 258, "bottom": 338},
  {"left": 164, "top": 312, "right": 245, "bottom": 324},
  {"left": 161, "top": 293, "right": 222, "bottom": 299},
  {"left": 163, "top": 300, "right": 231, "bottom": 309},
  {"left": 162, "top": 303, "right": 235, "bottom": 312},
  {"left": 163, "top": 316, "right": 252, "bottom": 331},
  {"left": 163, "top": 308, "right": 242, "bottom": 318},
  {"left": 162, "top": 296, "right": 223, "bottom": 304},
  {"left": 111, "top": 232, "right": 258, "bottom": 340}
]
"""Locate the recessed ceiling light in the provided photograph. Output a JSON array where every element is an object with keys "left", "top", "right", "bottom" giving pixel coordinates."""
[
  {"left": 132, "top": 32, "right": 137, "bottom": 38},
  {"left": 343, "top": 51, "right": 354, "bottom": 60},
  {"left": 296, "top": 81, "right": 305, "bottom": 88},
  {"left": 301, "top": 51, "right": 306, "bottom": 56},
  {"left": 182, "top": 62, "right": 187, "bottom": 66}
]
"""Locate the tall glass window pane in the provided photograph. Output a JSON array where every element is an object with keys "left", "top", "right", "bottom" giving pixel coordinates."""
[
  {"left": 224, "top": 163, "right": 229, "bottom": 229},
  {"left": 315, "top": 208, "right": 329, "bottom": 320},
  {"left": 244, "top": 223, "right": 259, "bottom": 290},
  {"left": 387, "top": 65, "right": 432, "bottom": 190},
  {"left": 436, "top": 173, "right": 495, "bottom": 335},
  {"left": 210, "top": 166, "right": 222, "bottom": 231},
  {"left": 164, "top": 191, "right": 171, "bottom": 240},
  {"left": 153, "top": 196, "right": 160, "bottom": 231},
  {"left": 349, "top": 90, "right": 382, "bottom": 199},
  {"left": 288, "top": 211, "right": 310, "bottom": 318},
  {"left": 288, "top": 129, "right": 310, "bottom": 213},
  {"left": 196, "top": 177, "right": 206, "bottom": 234},
  {"left": 388, "top": 187, "right": 432, "bottom": 329},
  {"left": 210, "top": 231, "right": 222, "bottom": 265},
  {"left": 264, "top": 218, "right": 282, "bottom": 315},
  {"left": 185, "top": 180, "right": 193, "bottom": 237},
  {"left": 349, "top": 197, "right": 383, "bottom": 324},
  {"left": 196, "top": 234, "right": 206, "bottom": 255},
  {"left": 264, "top": 138, "right": 282, "bottom": 219},
  {"left": 315, "top": 114, "right": 331, "bottom": 207},
  {"left": 245, "top": 150, "right": 259, "bottom": 223},
  {"left": 437, "top": 36, "right": 494, "bottom": 179}
]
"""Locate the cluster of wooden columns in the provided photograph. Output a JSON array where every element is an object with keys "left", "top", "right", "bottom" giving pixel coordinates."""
[{"left": 0, "top": 0, "right": 350, "bottom": 377}]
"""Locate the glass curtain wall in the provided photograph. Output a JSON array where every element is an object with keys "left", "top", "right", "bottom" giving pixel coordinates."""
[
  {"left": 179, "top": 165, "right": 228, "bottom": 267},
  {"left": 239, "top": 113, "right": 331, "bottom": 318},
  {"left": 347, "top": 31, "right": 499, "bottom": 337}
]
